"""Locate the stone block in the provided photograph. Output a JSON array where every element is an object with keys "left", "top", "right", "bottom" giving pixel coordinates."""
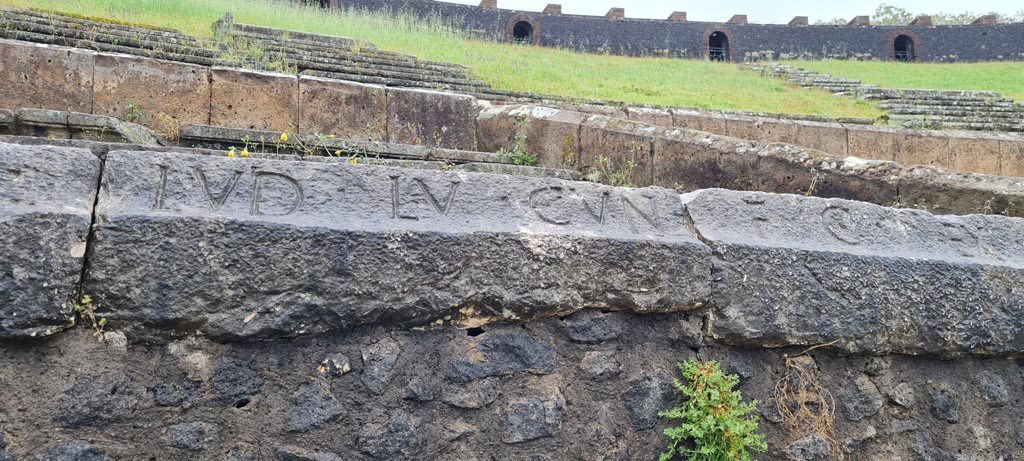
[
  {"left": 998, "top": 137, "right": 1024, "bottom": 178},
  {"left": 796, "top": 121, "right": 849, "bottom": 156},
  {"left": 669, "top": 109, "right": 727, "bottom": 135},
  {"left": 83, "top": 151, "right": 711, "bottom": 342},
  {"left": 474, "top": 106, "right": 589, "bottom": 171},
  {"left": 298, "top": 75, "right": 386, "bottom": 141},
  {"left": 653, "top": 128, "right": 762, "bottom": 192},
  {"left": 896, "top": 167, "right": 1024, "bottom": 217},
  {"left": 755, "top": 119, "right": 800, "bottom": 145},
  {"left": 896, "top": 130, "right": 949, "bottom": 168},
  {"left": 947, "top": 133, "right": 1002, "bottom": 176},
  {"left": 0, "top": 39, "right": 94, "bottom": 113},
  {"left": 93, "top": 53, "right": 211, "bottom": 132},
  {"left": 579, "top": 116, "right": 656, "bottom": 187},
  {"left": 847, "top": 126, "right": 898, "bottom": 161},
  {"left": 624, "top": 107, "right": 672, "bottom": 127},
  {"left": 386, "top": 88, "right": 479, "bottom": 150},
  {"left": 0, "top": 142, "right": 101, "bottom": 339},
  {"left": 722, "top": 115, "right": 760, "bottom": 142},
  {"left": 685, "top": 188, "right": 1024, "bottom": 355},
  {"left": 210, "top": 67, "right": 298, "bottom": 132}
]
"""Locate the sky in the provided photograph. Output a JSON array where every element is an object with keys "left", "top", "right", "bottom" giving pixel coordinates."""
[{"left": 441, "top": 0, "right": 1022, "bottom": 24}]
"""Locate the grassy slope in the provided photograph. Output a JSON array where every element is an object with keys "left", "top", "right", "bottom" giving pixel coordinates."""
[
  {"left": 13, "top": 0, "right": 1017, "bottom": 117},
  {"left": 791, "top": 60, "right": 1024, "bottom": 101}
]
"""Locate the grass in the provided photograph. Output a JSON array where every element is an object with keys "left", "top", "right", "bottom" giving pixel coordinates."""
[
  {"left": 12, "top": 0, "right": 1017, "bottom": 117},
  {"left": 791, "top": 60, "right": 1024, "bottom": 101}
]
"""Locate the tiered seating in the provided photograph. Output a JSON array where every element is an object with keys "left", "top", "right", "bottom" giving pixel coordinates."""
[
  {"left": 0, "top": 8, "right": 544, "bottom": 102},
  {"left": 752, "top": 64, "right": 1024, "bottom": 132}
]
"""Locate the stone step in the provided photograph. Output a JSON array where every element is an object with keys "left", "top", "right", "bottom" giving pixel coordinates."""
[
  {"left": 178, "top": 124, "right": 525, "bottom": 166},
  {"left": 0, "top": 15, "right": 221, "bottom": 59},
  {"left": 1, "top": 8, "right": 199, "bottom": 44},
  {"left": 266, "top": 51, "right": 487, "bottom": 88},
  {"left": 0, "top": 29, "right": 220, "bottom": 67},
  {"left": 300, "top": 70, "right": 488, "bottom": 94},
  {"left": 886, "top": 107, "right": 1023, "bottom": 118},
  {"left": 888, "top": 116, "right": 1024, "bottom": 132},
  {"left": 878, "top": 100, "right": 1017, "bottom": 110},
  {"left": 228, "top": 30, "right": 470, "bottom": 77}
]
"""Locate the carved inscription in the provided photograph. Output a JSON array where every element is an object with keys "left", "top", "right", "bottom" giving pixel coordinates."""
[
  {"left": 822, "top": 205, "right": 861, "bottom": 245},
  {"left": 528, "top": 186, "right": 661, "bottom": 232},
  {"left": 390, "top": 176, "right": 460, "bottom": 220},
  {"left": 153, "top": 165, "right": 303, "bottom": 216}
]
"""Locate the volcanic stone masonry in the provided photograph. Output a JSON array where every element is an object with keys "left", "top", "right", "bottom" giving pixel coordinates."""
[{"left": 2, "top": 141, "right": 1024, "bottom": 459}]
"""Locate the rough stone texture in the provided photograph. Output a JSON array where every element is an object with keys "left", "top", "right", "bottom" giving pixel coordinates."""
[
  {"left": 83, "top": 150, "right": 710, "bottom": 342},
  {"left": 579, "top": 115, "right": 656, "bottom": 187},
  {"left": 288, "top": 381, "right": 344, "bottom": 432},
  {"left": 896, "top": 130, "right": 950, "bottom": 168},
  {"left": 449, "top": 326, "right": 555, "bottom": 383},
  {"left": 358, "top": 409, "right": 417, "bottom": 459},
  {"left": 386, "top": 87, "right": 478, "bottom": 150},
  {"left": 40, "top": 440, "right": 108, "bottom": 461},
  {"left": 299, "top": 76, "right": 386, "bottom": 141},
  {"left": 210, "top": 67, "right": 298, "bottom": 132},
  {"left": 1, "top": 313, "right": 1023, "bottom": 460},
  {"left": 796, "top": 121, "right": 848, "bottom": 156},
  {"left": 560, "top": 309, "right": 624, "bottom": 344},
  {"left": 931, "top": 387, "right": 959, "bottom": 423},
  {"left": 54, "top": 374, "right": 147, "bottom": 428},
  {"left": 948, "top": 133, "right": 1002, "bottom": 176},
  {"left": 361, "top": 337, "right": 401, "bottom": 395},
  {"left": 840, "top": 374, "right": 884, "bottom": 421},
  {"left": 92, "top": 53, "right": 210, "bottom": 129},
  {"left": 625, "top": 107, "right": 672, "bottom": 127},
  {"left": 670, "top": 109, "right": 728, "bottom": 134},
  {"left": 0, "top": 143, "right": 100, "bottom": 339},
  {"left": 276, "top": 446, "right": 344, "bottom": 461},
  {"left": 785, "top": 435, "right": 832, "bottom": 461},
  {"left": 0, "top": 39, "right": 94, "bottom": 113},
  {"left": 623, "top": 371, "right": 675, "bottom": 431},
  {"left": 165, "top": 422, "right": 218, "bottom": 451},
  {"left": 502, "top": 397, "right": 562, "bottom": 443},
  {"left": 847, "top": 125, "right": 898, "bottom": 162},
  {"left": 683, "top": 188, "right": 1024, "bottom": 355},
  {"left": 998, "top": 138, "right": 1024, "bottom": 177}
]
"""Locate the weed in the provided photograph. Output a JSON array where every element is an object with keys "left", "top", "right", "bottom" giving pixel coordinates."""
[
  {"left": 72, "top": 295, "right": 108, "bottom": 341},
  {"left": 119, "top": 101, "right": 145, "bottom": 123},
  {"left": 498, "top": 133, "right": 538, "bottom": 166},
  {"left": 659, "top": 359, "right": 767, "bottom": 461},
  {"left": 773, "top": 342, "right": 839, "bottom": 457}
]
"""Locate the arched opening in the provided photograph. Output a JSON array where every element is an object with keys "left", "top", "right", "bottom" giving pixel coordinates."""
[
  {"left": 708, "top": 31, "right": 729, "bottom": 61},
  {"left": 893, "top": 35, "right": 915, "bottom": 62},
  {"left": 512, "top": 21, "right": 534, "bottom": 43}
]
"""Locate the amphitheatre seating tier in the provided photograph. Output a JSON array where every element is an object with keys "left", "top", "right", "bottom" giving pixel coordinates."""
[{"left": 753, "top": 64, "right": 1024, "bottom": 133}]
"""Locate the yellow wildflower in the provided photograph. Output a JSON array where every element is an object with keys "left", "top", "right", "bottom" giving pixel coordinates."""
[
  {"left": 334, "top": 150, "right": 341, "bottom": 156},
  {"left": 280, "top": 132, "right": 288, "bottom": 142},
  {"left": 240, "top": 148, "right": 250, "bottom": 157},
  {"left": 227, "top": 147, "right": 236, "bottom": 158},
  {"left": 349, "top": 158, "right": 358, "bottom": 164}
]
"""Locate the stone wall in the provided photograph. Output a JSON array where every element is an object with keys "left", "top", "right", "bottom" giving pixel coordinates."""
[
  {"left": 2, "top": 142, "right": 1024, "bottom": 459},
  {"left": 0, "top": 39, "right": 482, "bottom": 150},
  {"left": 334, "top": 0, "right": 1024, "bottom": 62}
]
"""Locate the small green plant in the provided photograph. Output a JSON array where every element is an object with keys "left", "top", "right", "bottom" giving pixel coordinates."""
[
  {"left": 659, "top": 359, "right": 767, "bottom": 461},
  {"left": 72, "top": 295, "right": 108, "bottom": 341},
  {"left": 594, "top": 154, "right": 637, "bottom": 187},
  {"left": 120, "top": 101, "right": 145, "bottom": 123},
  {"left": 499, "top": 133, "right": 538, "bottom": 166}
]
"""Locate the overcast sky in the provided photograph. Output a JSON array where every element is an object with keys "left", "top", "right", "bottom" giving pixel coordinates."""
[{"left": 440, "top": 1, "right": 1021, "bottom": 24}]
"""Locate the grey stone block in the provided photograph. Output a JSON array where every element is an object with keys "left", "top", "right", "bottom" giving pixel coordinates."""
[
  {"left": 684, "top": 188, "right": 1024, "bottom": 356},
  {"left": 84, "top": 150, "right": 710, "bottom": 342},
  {"left": 0, "top": 142, "right": 100, "bottom": 339}
]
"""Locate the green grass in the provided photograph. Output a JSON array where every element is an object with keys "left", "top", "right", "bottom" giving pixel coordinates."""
[
  {"left": 0, "top": 0, "right": 934, "bottom": 118},
  {"left": 791, "top": 60, "right": 1024, "bottom": 101}
]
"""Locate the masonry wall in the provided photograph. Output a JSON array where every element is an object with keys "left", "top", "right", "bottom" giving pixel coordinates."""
[{"left": 334, "top": 0, "right": 1024, "bottom": 62}]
